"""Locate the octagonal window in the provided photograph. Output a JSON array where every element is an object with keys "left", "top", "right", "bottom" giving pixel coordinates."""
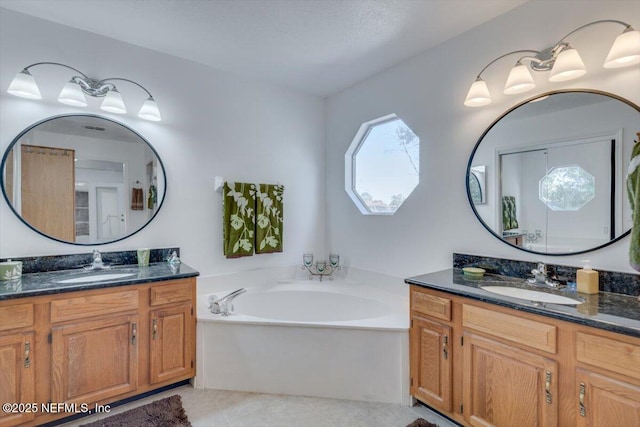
[
  {"left": 539, "top": 165, "right": 595, "bottom": 211},
  {"left": 345, "top": 114, "right": 420, "bottom": 215}
]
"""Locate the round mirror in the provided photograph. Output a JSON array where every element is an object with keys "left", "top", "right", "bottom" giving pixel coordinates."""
[
  {"left": 1, "top": 114, "right": 166, "bottom": 245},
  {"left": 466, "top": 90, "right": 639, "bottom": 255}
]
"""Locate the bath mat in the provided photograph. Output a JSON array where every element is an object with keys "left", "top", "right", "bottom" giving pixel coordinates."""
[
  {"left": 79, "top": 395, "right": 191, "bottom": 427},
  {"left": 407, "top": 418, "right": 439, "bottom": 427}
]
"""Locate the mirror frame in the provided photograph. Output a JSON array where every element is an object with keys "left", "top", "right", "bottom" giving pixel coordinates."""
[
  {"left": 465, "top": 89, "right": 639, "bottom": 256},
  {"left": 0, "top": 113, "right": 167, "bottom": 246}
]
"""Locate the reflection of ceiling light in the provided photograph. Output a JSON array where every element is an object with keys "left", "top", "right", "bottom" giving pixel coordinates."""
[
  {"left": 6, "top": 62, "right": 162, "bottom": 121},
  {"left": 465, "top": 20, "right": 640, "bottom": 107}
]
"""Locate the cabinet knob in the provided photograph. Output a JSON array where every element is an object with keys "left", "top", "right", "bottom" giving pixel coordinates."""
[
  {"left": 152, "top": 318, "right": 158, "bottom": 340},
  {"left": 24, "top": 341, "right": 31, "bottom": 368},
  {"left": 442, "top": 335, "right": 449, "bottom": 360},
  {"left": 545, "top": 371, "right": 552, "bottom": 404},
  {"left": 131, "top": 322, "right": 137, "bottom": 345}
]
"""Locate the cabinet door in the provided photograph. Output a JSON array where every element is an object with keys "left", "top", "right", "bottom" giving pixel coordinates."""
[
  {"left": 0, "top": 332, "right": 35, "bottom": 426},
  {"left": 576, "top": 369, "right": 640, "bottom": 427},
  {"left": 463, "top": 333, "right": 557, "bottom": 427},
  {"left": 410, "top": 315, "right": 452, "bottom": 412},
  {"left": 149, "top": 303, "right": 194, "bottom": 384},
  {"left": 51, "top": 314, "right": 138, "bottom": 404}
]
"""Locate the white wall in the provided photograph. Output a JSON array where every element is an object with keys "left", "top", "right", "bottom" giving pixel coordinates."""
[
  {"left": 326, "top": 0, "right": 640, "bottom": 276},
  {"left": 0, "top": 9, "right": 326, "bottom": 276}
]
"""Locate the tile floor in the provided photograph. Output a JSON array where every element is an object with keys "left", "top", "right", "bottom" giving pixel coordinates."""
[{"left": 60, "top": 385, "right": 461, "bottom": 427}]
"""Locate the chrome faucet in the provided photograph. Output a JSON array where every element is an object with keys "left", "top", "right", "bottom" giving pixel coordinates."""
[
  {"left": 209, "top": 288, "right": 247, "bottom": 316},
  {"left": 529, "top": 262, "right": 560, "bottom": 288},
  {"left": 84, "top": 249, "right": 109, "bottom": 270}
]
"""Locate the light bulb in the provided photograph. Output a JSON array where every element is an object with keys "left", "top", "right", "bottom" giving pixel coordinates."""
[
  {"left": 504, "top": 63, "right": 536, "bottom": 95},
  {"left": 549, "top": 48, "right": 586, "bottom": 82},
  {"left": 7, "top": 69, "right": 42, "bottom": 99},
  {"left": 604, "top": 29, "right": 640, "bottom": 68},
  {"left": 100, "top": 88, "right": 127, "bottom": 114},
  {"left": 138, "top": 97, "right": 162, "bottom": 121},
  {"left": 58, "top": 79, "right": 87, "bottom": 107},
  {"left": 464, "top": 78, "right": 491, "bottom": 107}
]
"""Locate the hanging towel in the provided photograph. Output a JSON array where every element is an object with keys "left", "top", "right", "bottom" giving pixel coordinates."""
[
  {"left": 627, "top": 132, "right": 640, "bottom": 271},
  {"left": 147, "top": 184, "right": 157, "bottom": 210},
  {"left": 131, "top": 188, "right": 144, "bottom": 210},
  {"left": 223, "top": 182, "right": 256, "bottom": 258},
  {"left": 256, "top": 184, "right": 284, "bottom": 254},
  {"left": 502, "top": 196, "right": 519, "bottom": 231}
]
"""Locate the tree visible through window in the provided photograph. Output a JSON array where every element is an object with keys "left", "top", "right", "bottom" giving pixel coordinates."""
[
  {"left": 346, "top": 115, "right": 420, "bottom": 214},
  {"left": 539, "top": 165, "right": 595, "bottom": 211}
]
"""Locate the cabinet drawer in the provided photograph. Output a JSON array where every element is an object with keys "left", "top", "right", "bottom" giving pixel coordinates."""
[
  {"left": 150, "top": 282, "right": 192, "bottom": 306},
  {"left": 411, "top": 289, "right": 451, "bottom": 321},
  {"left": 0, "top": 303, "right": 34, "bottom": 332},
  {"left": 51, "top": 290, "right": 138, "bottom": 323},
  {"left": 463, "top": 304, "right": 557, "bottom": 353},
  {"left": 576, "top": 332, "right": 640, "bottom": 380}
]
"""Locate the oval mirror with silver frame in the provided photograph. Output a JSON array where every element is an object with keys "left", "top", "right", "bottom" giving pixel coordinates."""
[
  {"left": 466, "top": 90, "right": 639, "bottom": 255},
  {"left": 1, "top": 114, "right": 166, "bottom": 245}
]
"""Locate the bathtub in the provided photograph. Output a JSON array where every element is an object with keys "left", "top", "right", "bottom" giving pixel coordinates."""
[{"left": 195, "top": 279, "right": 410, "bottom": 404}]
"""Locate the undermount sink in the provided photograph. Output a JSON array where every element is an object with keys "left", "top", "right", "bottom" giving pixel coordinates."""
[
  {"left": 481, "top": 286, "right": 584, "bottom": 305},
  {"left": 56, "top": 273, "right": 137, "bottom": 284}
]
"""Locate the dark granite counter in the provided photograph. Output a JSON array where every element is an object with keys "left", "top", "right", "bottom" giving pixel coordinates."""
[
  {"left": 0, "top": 262, "right": 200, "bottom": 301},
  {"left": 405, "top": 269, "right": 640, "bottom": 338}
]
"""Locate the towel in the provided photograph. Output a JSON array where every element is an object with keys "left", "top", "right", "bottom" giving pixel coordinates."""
[
  {"left": 256, "top": 184, "right": 284, "bottom": 254},
  {"left": 502, "top": 196, "right": 519, "bottom": 231},
  {"left": 131, "top": 188, "right": 144, "bottom": 210},
  {"left": 223, "top": 182, "right": 256, "bottom": 258},
  {"left": 627, "top": 132, "right": 640, "bottom": 271}
]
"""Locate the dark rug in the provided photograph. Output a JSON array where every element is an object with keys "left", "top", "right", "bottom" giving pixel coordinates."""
[
  {"left": 407, "top": 419, "right": 439, "bottom": 427},
  {"left": 79, "top": 395, "right": 191, "bottom": 427}
]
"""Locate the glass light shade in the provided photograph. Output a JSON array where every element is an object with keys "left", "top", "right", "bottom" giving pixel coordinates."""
[
  {"left": 464, "top": 78, "right": 491, "bottom": 107},
  {"left": 138, "top": 97, "right": 162, "bottom": 121},
  {"left": 603, "top": 29, "right": 640, "bottom": 68},
  {"left": 100, "top": 88, "right": 127, "bottom": 114},
  {"left": 58, "top": 80, "right": 87, "bottom": 107},
  {"left": 503, "top": 63, "right": 536, "bottom": 95},
  {"left": 7, "top": 69, "right": 42, "bottom": 99},
  {"left": 548, "top": 48, "right": 586, "bottom": 82}
]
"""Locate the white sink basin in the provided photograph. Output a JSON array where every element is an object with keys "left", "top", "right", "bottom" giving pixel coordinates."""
[
  {"left": 57, "top": 273, "right": 137, "bottom": 284},
  {"left": 481, "top": 286, "right": 583, "bottom": 305}
]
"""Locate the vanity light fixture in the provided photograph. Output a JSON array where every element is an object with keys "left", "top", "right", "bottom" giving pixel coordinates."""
[
  {"left": 464, "top": 20, "right": 640, "bottom": 107},
  {"left": 7, "top": 62, "right": 162, "bottom": 121}
]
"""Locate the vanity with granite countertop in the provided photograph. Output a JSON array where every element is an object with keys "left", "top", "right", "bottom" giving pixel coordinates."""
[
  {"left": 405, "top": 257, "right": 640, "bottom": 427},
  {"left": 0, "top": 249, "right": 199, "bottom": 427}
]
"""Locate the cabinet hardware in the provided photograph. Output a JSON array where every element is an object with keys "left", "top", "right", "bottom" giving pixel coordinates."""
[
  {"left": 152, "top": 318, "right": 158, "bottom": 340},
  {"left": 24, "top": 341, "right": 31, "bottom": 368},
  {"left": 461, "top": 336, "right": 464, "bottom": 346},
  {"left": 48, "top": 332, "right": 52, "bottom": 344},
  {"left": 443, "top": 335, "right": 448, "bottom": 360},
  {"left": 545, "top": 371, "right": 552, "bottom": 403},
  {"left": 460, "top": 403, "right": 463, "bottom": 414},
  {"left": 131, "top": 322, "right": 137, "bottom": 345},
  {"left": 579, "top": 382, "right": 586, "bottom": 417}
]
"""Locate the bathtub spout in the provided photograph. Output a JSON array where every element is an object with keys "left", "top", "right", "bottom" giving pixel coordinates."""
[{"left": 209, "top": 288, "right": 247, "bottom": 316}]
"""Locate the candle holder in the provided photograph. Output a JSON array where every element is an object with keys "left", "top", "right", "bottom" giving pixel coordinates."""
[{"left": 301, "top": 253, "right": 342, "bottom": 281}]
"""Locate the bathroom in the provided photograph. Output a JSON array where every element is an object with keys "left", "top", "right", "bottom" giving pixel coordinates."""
[{"left": 0, "top": 0, "right": 638, "bottom": 426}]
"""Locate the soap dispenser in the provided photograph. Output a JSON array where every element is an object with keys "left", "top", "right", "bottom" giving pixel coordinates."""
[{"left": 576, "top": 260, "right": 599, "bottom": 294}]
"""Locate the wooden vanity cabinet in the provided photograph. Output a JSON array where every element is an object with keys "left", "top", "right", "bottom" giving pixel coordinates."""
[
  {"left": 0, "top": 277, "right": 196, "bottom": 426},
  {"left": 409, "top": 285, "right": 640, "bottom": 427}
]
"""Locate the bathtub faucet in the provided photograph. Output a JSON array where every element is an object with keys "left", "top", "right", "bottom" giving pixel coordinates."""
[{"left": 209, "top": 288, "right": 247, "bottom": 316}]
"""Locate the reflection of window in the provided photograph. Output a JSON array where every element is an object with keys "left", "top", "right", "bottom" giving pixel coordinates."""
[
  {"left": 539, "top": 165, "right": 595, "bottom": 211},
  {"left": 469, "top": 173, "right": 482, "bottom": 204},
  {"left": 345, "top": 114, "right": 420, "bottom": 215}
]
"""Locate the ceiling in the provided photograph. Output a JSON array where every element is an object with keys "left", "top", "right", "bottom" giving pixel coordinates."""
[{"left": 0, "top": 0, "right": 528, "bottom": 97}]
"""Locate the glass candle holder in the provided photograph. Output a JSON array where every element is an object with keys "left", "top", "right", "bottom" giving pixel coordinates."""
[
  {"left": 329, "top": 253, "right": 340, "bottom": 268},
  {"left": 303, "top": 253, "right": 314, "bottom": 267},
  {"left": 316, "top": 261, "right": 326, "bottom": 273}
]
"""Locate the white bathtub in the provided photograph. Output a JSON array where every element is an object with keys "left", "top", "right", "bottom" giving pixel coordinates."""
[{"left": 195, "top": 279, "right": 410, "bottom": 404}]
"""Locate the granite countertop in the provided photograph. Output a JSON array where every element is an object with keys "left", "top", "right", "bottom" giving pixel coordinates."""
[
  {"left": 0, "top": 262, "right": 200, "bottom": 301},
  {"left": 405, "top": 269, "right": 640, "bottom": 338}
]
